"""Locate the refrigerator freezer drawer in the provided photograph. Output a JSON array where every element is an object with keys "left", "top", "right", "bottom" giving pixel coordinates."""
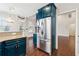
[{"left": 40, "top": 40, "right": 46, "bottom": 51}]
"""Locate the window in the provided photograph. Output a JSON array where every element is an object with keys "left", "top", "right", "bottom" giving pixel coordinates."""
[{"left": 0, "top": 16, "right": 9, "bottom": 32}]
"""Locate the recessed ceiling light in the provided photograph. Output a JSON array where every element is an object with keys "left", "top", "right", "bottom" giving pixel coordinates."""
[{"left": 9, "top": 7, "right": 15, "bottom": 12}]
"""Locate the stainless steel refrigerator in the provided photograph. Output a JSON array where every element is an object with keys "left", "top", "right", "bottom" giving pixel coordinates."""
[{"left": 37, "top": 17, "right": 51, "bottom": 55}]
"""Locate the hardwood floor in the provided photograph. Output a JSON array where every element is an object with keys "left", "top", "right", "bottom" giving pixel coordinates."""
[
  {"left": 26, "top": 36, "right": 75, "bottom": 56},
  {"left": 26, "top": 37, "right": 49, "bottom": 56},
  {"left": 58, "top": 36, "right": 75, "bottom": 56}
]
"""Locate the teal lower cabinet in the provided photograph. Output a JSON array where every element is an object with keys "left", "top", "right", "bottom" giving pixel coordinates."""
[
  {"left": 1, "top": 37, "right": 26, "bottom": 56},
  {"left": 17, "top": 38, "right": 26, "bottom": 56},
  {"left": 0, "top": 42, "right": 2, "bottom": 56},
  {"left": 17, "top": 42, "right": 26, "bottom": 56},
  {"left": 4, "top": 39, "right": 17, "bottom": 56},
  {"left": 33, "top": 34, "right": 37, "bottom": 48},
  {"left": 0, "top": 49, "right": 2, "bottom": 56},
  {"left": 4, "top": 44, "right": 17, "bottom": 56}
]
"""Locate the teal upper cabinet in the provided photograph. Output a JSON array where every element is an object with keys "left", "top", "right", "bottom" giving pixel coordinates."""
[
  {"left": 42, "top": 5, "right": 51, "bottom": 18},
  {"left": 37, "top": 9, "right": 42, "bottom": 19},
  {"left": 37, "top": 3, "right": 56, "bottom": 20}
]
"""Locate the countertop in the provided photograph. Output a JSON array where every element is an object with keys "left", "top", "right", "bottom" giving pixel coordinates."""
[{"left": 0, "top": 35, "right": 26, "bottom": 42}]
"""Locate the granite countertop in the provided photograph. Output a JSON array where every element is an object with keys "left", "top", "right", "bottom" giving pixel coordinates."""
[{"left": 0, "top": 35, "right": 26, "bottom": 42}]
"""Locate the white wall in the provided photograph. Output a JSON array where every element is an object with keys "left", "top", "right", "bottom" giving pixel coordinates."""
[
  {"left": 57, "top": 11, "right": 76, "bottom": 36},
  {"left": 0, "top": 12, "right": 36, "bottom": 37},
  {"left": 57, "top": 14, "right": 69, "bottom": 36},
  {"left": 57, "top": 10, "right": 76, "bottom": 55},
  {"left": 69, "top": 24, "right": 75, "bottom": 36},
  {"left": 76, "top": 9, "right": 79, "bottom": 56}
]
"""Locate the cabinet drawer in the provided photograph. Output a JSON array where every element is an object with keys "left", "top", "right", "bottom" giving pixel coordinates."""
[
  {"left": 4, "top": 40, "right": 17, "bottom": 46},
  {"left": 17, "top": 37, "right": 26, "bottom": 43},
  {"left": 18, "top": 42, "right": 26, "bottom": 45}
]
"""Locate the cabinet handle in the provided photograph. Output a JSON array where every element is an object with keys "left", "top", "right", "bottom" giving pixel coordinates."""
[{"left": 16, "top": 45, "right": 18, "bottom": 48}]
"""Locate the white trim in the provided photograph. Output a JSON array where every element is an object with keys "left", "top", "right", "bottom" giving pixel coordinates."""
[
  {"left": 75, "top": 8, "right": 78, "bottom": 56},
  {"left": 57, "top": 9, "right": 76, "bottom": 16},
  {"left": 56, "top": 12, "right": 58, "bottom": 49}
]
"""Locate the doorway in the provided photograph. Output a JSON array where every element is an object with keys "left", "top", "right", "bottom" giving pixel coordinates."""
[{"left": 57, "top": 10, "right": 76, "bottom": 56}]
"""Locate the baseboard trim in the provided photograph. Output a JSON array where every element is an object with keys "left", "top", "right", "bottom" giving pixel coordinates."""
[
  {"left": 37, "top": 48, "right": 58, "bottom": 56},
  {"left": 37, "top": 48, "right": 49, "bottom": 55},
  {"left": 51, "top": 49, "right": 58, "bottom": 56}
]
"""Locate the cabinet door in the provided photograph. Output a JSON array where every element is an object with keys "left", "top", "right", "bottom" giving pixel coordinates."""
[
  {"left": 42, "top": 6, "right": 51, "bottom": 18},
  {"left": 0, "top": 49, "right": 2, "bottom": 56},
  {"left": 4, "top": 40, "right": 17, "bottom": 46},
  {"left": 4, "top": 39, "right": 17, "bottom": 56},
  {"left": 17, "top": 42, "right": 26, "bottom": 56},
  {"left": 33, "top": 34, "right": 37, "bottom": 48},
  {"left": 38, "top": 9, "right": 43, "bottom": 19},
  {"left": 0, "top": 42, "right": 2, "bottom": 56},
  {"left": 4, "top": 44, "right": 17, "bottom": 56},
  {"left": 17, "top": 37, "right": 26, "bottom": 56}
]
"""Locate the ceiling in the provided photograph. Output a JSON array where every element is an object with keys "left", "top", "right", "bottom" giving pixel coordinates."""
[
  {"left": 56, "top": 3, "right": 79, "bottom": 14},
  {"left": 0, "top": 3, "right": 79, "bottom": 17},
  {"left": 0, "top": 3, "right": 47, "bottom": 17}
]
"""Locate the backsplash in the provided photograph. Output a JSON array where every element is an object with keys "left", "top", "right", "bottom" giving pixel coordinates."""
[{"left": 0, "top": 32, "right": 22, "bottom": 37}]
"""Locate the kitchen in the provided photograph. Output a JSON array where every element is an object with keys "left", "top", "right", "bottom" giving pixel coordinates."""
[
  {"left": 0, "top": 3, "right": 79, "bottom": 56},
  {"left": 0, "top": 3, "right": 57, "bottom": 56}
]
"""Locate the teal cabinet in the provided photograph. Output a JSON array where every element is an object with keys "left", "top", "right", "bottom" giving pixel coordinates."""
[
  {"left": 4, "top": 44, "right": 17, "bottom": 56},
  {"left": 42, "top": 5, "right": 51, "bottom": 18},
  {"left": 38, "top": 9, "right": 43, "bottom": 19},
  {"left": 0, "top": 49, "right": 2, "bottom": 56},
  {"left": 17, "top": 37, "right": 26, "bottom": 56},
  {"left": 17, "top": 42, "right": 26, "bottom": 56},
  {"left": 0, "top": 42, "right": 2, "bottom": 56},
  {"left": 37, "top": 3, "right": 56, "bottom": 20},
  {"left": 33, "top": 34, "right": 37, "bottom": 48},
  {"left": 4, "top": 40, "right": 17, "bottom": 46},
  {"left": 3, "top": 37, "right": 26, "bottom": 56},
  {"left": 0, "top": 42, "right": 5, "bottom": 56},
  {"left": 4, "top": 39, "right": 17, "bottom": 56}
]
